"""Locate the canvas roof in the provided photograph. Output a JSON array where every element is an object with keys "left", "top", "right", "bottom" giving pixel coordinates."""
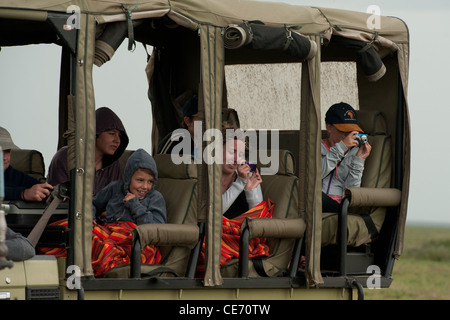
[{"left": 0, "top": 0, "right": 408, "bottom": 42}]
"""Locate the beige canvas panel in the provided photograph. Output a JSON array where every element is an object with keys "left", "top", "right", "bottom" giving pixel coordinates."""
[
  {"left": 299, "top": 37, "right": 324, "bottom": 286},
  {"left": 67, "top": 12, "right": 97, "bottom": 277},
  {"left": 200, "top": 24, "right": 225, "bottom": 287},
  {"left": 357, "top": 52, "right": 410, "bottom": 259},
  {"left": 170, "top": 0, "right": 329, "bottom": 31},
  {"left": 395, "top": 43, "right": 411, "bottom": 258},
  {"left": 314, "top": 6, "right": 409, "bottom": 43}
]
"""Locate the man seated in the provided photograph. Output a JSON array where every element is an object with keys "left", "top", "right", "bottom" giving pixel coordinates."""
[
  {"left": 157, "top": 95, "right": 199, "bottom": 157},
  {"left": 1, "top": 126, "right": 53, "bottom": 202}
]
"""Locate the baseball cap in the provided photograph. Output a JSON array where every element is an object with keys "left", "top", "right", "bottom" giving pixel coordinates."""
[
  {"left": 182, "top": 95, "right": 198, "bottom": 117},
  {"left": 0, "top": 126, "right": 20, "bottom": 151},
  {"left": 325, "top": 102, "right": 363, "bottom": 132}
]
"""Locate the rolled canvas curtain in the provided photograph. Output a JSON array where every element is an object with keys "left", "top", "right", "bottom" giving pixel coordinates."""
[
  {"left": 331, "top": 33, "right": 399, "bottom": 82},
  {"left": 94, "top": 20, "right": 143, "bottom": 67},
  {"left": 394, "top": 42, "right": 411, "bottom": 260},
  {"left": 224, "top": 22, "right": 317, "bottom": 61},
  {"left": 94, "top": 21, "right": 128, "bottom": 67},
  {"left": 333, "top": 36, "right": 385, "bottom": 82}
]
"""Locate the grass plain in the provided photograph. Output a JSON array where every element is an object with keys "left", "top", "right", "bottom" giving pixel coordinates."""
[{"left": 364, "top": 224, "right": 450, "bottom": 300}]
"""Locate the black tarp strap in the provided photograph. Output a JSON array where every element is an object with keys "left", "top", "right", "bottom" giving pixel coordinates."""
[
  {"left": 122, "top": 4, "right": 136, "bottom": 52},
  {"left": 360, "top": 213, "right": 379, "bottom": 241},
  {"left": 283, "top": 27, "right": 293, "bottom": 51}
]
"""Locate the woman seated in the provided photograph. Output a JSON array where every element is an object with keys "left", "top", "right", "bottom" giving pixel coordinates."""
[
  {"left": 221, "top": 131, "right": 263, "bottom": 219},
  {"left": 198, "top": 130, "right": 274, "bottom": 273}
]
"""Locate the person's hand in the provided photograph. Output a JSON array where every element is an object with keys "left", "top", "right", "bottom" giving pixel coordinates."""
[
  {"left": 342, "top": 131, "right": 360, "bottom": 149},
  {"left": 123, "top": 192, "right": 136, "bottom": 203},
  {"left": 356, "top": 141, "right": 372, "bottom": 159},
  {"left": 237, "top": 163, "right": 251, "bottom": 181},
  {"left": 245, "top": 168, "right": 262, "bottom": 190},
  {"left": 22, "top": 183, "right": 53, "bottom": 202}
]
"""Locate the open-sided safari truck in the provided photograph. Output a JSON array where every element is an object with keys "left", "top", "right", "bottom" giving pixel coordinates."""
[{"left": 0, "top": 0, "right": 410, "bottom": 300}]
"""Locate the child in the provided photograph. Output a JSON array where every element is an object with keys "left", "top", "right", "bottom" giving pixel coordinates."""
[
  {"left": 93, "top": 148, "right": 167, "bottom": 225},
  {"left": 47, "top": 107, "right": 129, "bottom": 196},
  {"left": 321, "top": 103, "right": 372, "bottom": 213},
  {"left": 40, "top": 149, "right": 167, "bottom": 276}
]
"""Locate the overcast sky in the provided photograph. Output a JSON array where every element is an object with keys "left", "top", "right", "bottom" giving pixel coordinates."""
[{"left": 1, "top": 0, "right": 449, "bottom": 225}]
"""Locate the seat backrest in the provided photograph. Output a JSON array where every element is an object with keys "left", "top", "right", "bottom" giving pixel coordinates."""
[
  {"left": 258, "top": 149, "right": 299, "bottom": 221},
  {"left": 152, "top": 154, "right": 198, "bottom": 275},
  {"left": 257, "top": 149, "right": 300, "bottom": 275},
  {"left": 357, "top": 110, "right": 392, "bottom": 189},
  {"left": 154, "top": 154, "right": 198, "bottom": 225},
  {"left": 119, "top": 150, "right": 135, "bottom": 172},
  {"left": 10, "top": 149, "right": 46, "bottom": 182},
  {"left": 356, "top": 110, "right": 392, "bottom": 230}
]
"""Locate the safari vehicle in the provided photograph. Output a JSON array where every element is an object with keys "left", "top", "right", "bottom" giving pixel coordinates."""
[{"left": 0, "top": 0, "right": 410, "bottom": 300}]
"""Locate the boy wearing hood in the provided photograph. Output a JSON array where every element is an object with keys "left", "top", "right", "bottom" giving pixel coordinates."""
[
  {"left": 92, "top": 148, "right": 167, "bottom": 225},
  {"left": 40, "top": 149, "right": 165, "bottom": 276},
  {"left": 47, "top": 107, "right": 129, "bottom": 195}
]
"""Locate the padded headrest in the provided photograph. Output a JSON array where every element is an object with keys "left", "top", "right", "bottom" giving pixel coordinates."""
[
  {"left": 356, "top": 110, "right": 388, "bottom": 135},
  {"left": 257, "top": 149, "right": 296, "bottom": 176},
  {"left": 153, "top": 154, "right": 197, "bottom": 179},
  {"left": 10, "top": 149, "right": 46, "bottom": 182}
]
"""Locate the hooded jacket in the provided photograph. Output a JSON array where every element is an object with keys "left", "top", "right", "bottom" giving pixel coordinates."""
[
  {"left": 47, "top": 107, "right": 129, "bottom": 195},
  {"left": 92, "top": 148, "right": 167, "bottom": 225}
]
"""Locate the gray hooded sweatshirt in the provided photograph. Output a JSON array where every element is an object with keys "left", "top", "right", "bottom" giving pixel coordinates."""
[{"left": 92, "top": 149, "right": 167, "bottom": 225}]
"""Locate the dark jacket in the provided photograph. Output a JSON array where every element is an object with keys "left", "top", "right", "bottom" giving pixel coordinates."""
[
  {"left": 47, "top": 107, "right": 129, "bottom": 195},
  {"left": 4, "top": 165, "right": 40, "bottom": 201},
  {"left": 92, "top": 148, "right": 167, "bottom": 225}
]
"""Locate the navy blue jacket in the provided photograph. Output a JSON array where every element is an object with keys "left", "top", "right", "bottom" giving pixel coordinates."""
[{"left": 4, "top": 166, "right": 40, "bottom": 200}]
